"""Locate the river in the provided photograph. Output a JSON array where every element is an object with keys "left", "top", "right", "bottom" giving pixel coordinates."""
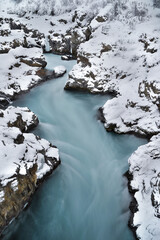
[{"left": 3, "top": 54, "right": 147, "bottom": 240}]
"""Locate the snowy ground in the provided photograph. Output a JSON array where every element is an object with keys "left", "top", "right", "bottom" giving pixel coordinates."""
[{"left": 0, "top": 0, "right": 160, "bottom": 239}]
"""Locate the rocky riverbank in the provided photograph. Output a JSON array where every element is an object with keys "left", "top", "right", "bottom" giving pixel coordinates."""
[
  {"left": 0, "top": 7, "right": 62, "bottom": 236},
  {"left": 0, "top": 106, "right": 60, "bottom": 236},
  {"left": 0, "top": 0, "right": 160, "bottom": 239},
  {"left": 64, "top": 3, "right": 160, "bottom": 239}
]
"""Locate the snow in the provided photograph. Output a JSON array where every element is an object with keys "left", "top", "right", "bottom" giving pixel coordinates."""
[
  {"left": 0, "top": 191, "right": 4, "bottom": 203},
  {"left": 129, "top": 134, "right": 160, "bottom": 240},
  {"left": 46, "top": 147, "right": 59, "bottom": 160},
  {"left": 0, "top": 46, "right": 44, "bottom": 97},
  {"left": 11, "top": 179, "right": 18, "bottom": 191},
  {"left": 53, "top": 65, "right": 66, "bottom": 77},
  {"left": 0, "top": 106, "right": 59, "bottom": 190},
  {"left": 0, "top": 0, "right": 160, "bottom": 238}
]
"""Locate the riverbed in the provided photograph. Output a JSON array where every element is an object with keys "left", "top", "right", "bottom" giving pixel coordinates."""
[{"left": 3, "top": 54, "right": 147, "bottom": 240}]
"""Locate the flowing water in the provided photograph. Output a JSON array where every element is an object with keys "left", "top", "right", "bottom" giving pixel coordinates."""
[{"left": 3, "top": 54, "right": 147, "bottom": 240}]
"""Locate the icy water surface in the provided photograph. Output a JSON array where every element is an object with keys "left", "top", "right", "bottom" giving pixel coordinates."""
[{"left": 3, "top": 54, "right": 147, "bottom": 240}]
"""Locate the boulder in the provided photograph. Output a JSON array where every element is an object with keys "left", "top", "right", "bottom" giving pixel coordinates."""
[{"left": 53, "top": 65, "right": 66, "bottom": 78}]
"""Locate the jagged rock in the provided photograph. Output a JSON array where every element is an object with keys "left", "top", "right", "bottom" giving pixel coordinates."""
[
  {"left": 10, "top": 19, "right": 22, "bottom": 30},
  {"left": 20, "top": 57, "right": 47, "bottom": 68},
  {"left": 36, "top": 68, "right": 55, "bottom": 80}
]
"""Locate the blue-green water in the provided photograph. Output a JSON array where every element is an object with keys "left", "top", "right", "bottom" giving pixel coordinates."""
[{"left": 3, "top": 54, "right": 147, "bottom": 240}]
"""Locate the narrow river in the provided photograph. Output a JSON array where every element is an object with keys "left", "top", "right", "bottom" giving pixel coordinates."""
[{"left": 3, "top": 54, "right": 147, "bottom": 240}]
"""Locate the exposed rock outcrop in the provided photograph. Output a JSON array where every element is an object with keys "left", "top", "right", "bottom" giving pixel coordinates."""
[{"left": 0, "top": 106, "right": 60, "bottom": 236}]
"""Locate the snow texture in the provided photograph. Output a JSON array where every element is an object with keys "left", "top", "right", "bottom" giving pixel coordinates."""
[
  {"left": 53, "top": 65, "right": 66, "bottom": 77},
  {"left": 0, "top": 106, "right": 60, "bottom": 187},
  {"left": 0, "top": 0, "right": 160, "bottom": 239},
  {"left": 129, "top": 134, "right": 160, "bottom": 240}
]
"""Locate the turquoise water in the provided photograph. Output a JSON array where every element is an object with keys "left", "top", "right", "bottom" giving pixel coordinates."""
[{"left": 3, "top": 54, "right": 147, "bottom": 240}]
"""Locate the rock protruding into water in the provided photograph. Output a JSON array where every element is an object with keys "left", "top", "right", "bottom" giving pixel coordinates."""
[
  {"left": 53, "top": 65, "right": 66, "bottom": 78},
  {"left": 0, "top": 106, "right": 60, "bottom": 236},
  {"left": 0, "top": 18, "right": 52, "bottom": 99}
]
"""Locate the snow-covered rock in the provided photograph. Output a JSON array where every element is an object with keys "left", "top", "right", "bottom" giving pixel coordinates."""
[
  {"left": 128, "top": 134, "right": 160, "bottom": 240},
  {"left": 0, "top": 13, "right": 61, "bottom": 236},
  {"left": 0, "top": 17, "right": 60, "bottom": 100},
  {"left": 53, "top": 65, "right": 66, "bottom": 77},
  {"left": 64, "top": 2, "right": 160, "bottom": 138},
  {"left": 0, "top": 106, "right": 60, "bottom": 234}
]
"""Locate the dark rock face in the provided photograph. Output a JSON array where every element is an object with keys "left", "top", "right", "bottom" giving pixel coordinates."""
[
  {"left": 8, "top": 112, "right": 39, "bottom": 132},
  {"left": 0, "top": 159, "right": 60, "bottom": 236},
  {"left": 10, "top": 19, "right": 22, "bottom": 30},
  {"left": 65, "top": 76, "right": 89, "bottom": 92},
  {"left": 36, "top": 68, "right": 55, "bottom": 80},
  {"left": 0, "top": 164, "right": 37, "bottom": 234},
  {"left": 0, "top": 48, "right": 10, "bottom": 54},
  {"left": 20, "top": 57, "right": 47, "bottom": 68},
  {"left": 124, "top": 171, "right": 139, "bottom": 240},
  {"left": 0, "top": 97, "right": 10, "bottom": 109},
  {"left": 0, "top": 157, "right": 59, "bottom": 236},
  {"left": 97, "top": 107, "right": 106, "bottom": 124}
]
